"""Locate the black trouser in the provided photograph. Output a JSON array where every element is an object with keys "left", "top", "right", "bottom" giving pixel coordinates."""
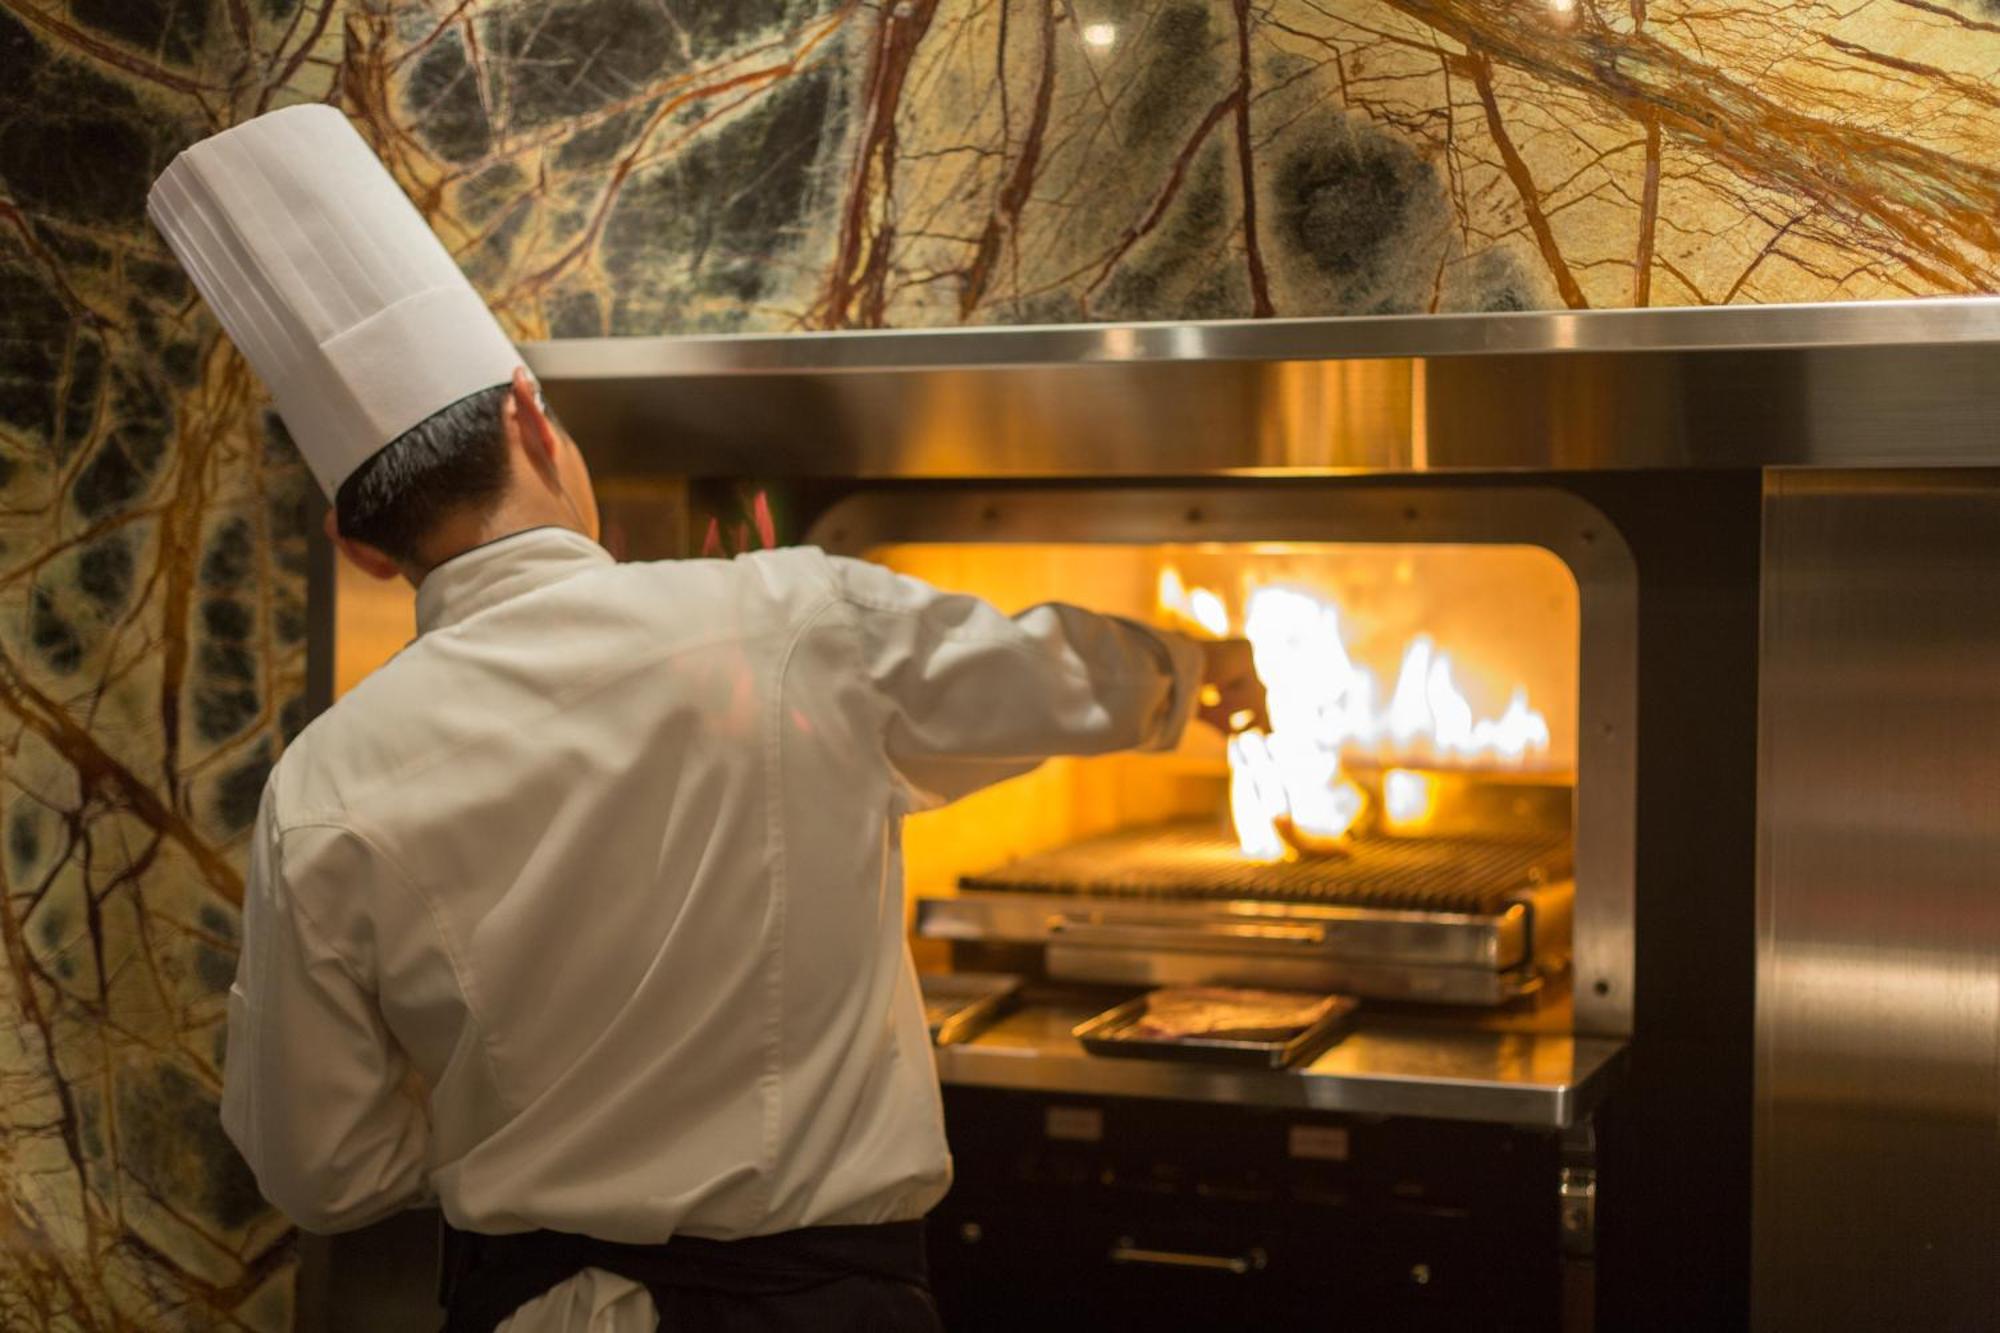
[{"left": 438, "top": 1219, "right": 941, "bottom": 1333}]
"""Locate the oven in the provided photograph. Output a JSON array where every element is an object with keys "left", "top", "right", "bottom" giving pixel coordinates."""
[
  {"left": 791, "top": 479, "right": 1648, "bottom": 1330},
  {"left": 827, "top": 485, "right": 1628, "bottom": 1012}
]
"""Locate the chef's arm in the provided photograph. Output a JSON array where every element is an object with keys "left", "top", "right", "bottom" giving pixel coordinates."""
[
  {"left": 222, "top": 805, "right": 430, "bottom": 1234},
  {"left": 832, "top": 557, "right": 1205, "bottom": 806}
]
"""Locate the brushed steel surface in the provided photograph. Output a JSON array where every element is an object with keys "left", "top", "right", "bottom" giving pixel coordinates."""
[
  {"left": 810, "top": 483, "right": 1639, "bottom": 1037},
  {"left": 1042, "top": 945, "right": 1542, "bottom": 1007},
  {"left": 931, "top": 999, "right": 1625, "bottom": 1128},
  {"left": 918, "top": 894, "right": 1528, "bottom": 970},
  {"left": 546, "top": 347, "right": 2000, "bottom": 477},
  {"left": 1754, "top": 470, "right": 2000, "bottom": 1331},
  {"left": 551, "top": 357, "right": 1416, "bottom": 478},
  {"left": 524, "top": 297, "right": 2000, "bottom": 376},
  {"left": 533, "top": 308, "right": 2000, "bottom": 477}
]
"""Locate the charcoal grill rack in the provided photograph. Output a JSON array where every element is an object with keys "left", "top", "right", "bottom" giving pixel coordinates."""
[
  {"left": 918, "top": 821, "right": 1574, "bottom": 1006},
  {"left": 959, "top": 821, "right": 1569, "bottom": 915}
]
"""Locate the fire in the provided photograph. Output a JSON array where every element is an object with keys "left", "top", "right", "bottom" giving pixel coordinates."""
[
  {"left": 1158, "top": 568, "right": 1230, "bottom": 638},
  {"left": 1381, "top": 768, "right": 1440, "bottom": 829},
  {"left": 1159, "top": 566, "right": 1552, "bottom": 859},
  {"left": 1385, "top": 637, "right": 1551, "bottom": 765}
]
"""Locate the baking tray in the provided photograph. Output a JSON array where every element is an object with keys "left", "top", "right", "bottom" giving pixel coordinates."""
[
  {"left": 920, "top": 971, "right": 1023, "bottom": 1046},
  {"left": 1072, "top": 991, "right": 1361, "bottom": 1070}
]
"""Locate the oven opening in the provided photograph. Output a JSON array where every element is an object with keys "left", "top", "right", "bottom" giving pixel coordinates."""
[{"left": 880, "top": 539, "right": 1582, "bottom": 1022}]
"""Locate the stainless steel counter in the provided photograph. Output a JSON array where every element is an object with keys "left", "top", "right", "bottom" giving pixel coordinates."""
[{"left": 931, "top": 997, "right": 1623, "bottom": 1130}]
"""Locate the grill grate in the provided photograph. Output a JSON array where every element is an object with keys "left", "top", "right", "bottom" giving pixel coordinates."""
[{"left": 959, "top": 821, "right": 1570, "bottom": 916}]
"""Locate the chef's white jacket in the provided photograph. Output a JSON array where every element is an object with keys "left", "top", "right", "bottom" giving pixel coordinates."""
[{"left": 223, "top": 526, "right": 1200, "bottom": 1329}]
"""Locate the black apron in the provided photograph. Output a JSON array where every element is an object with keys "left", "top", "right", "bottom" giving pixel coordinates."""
[{"left": 437, "top": 1218, "right": 941, "bottom": 1333}]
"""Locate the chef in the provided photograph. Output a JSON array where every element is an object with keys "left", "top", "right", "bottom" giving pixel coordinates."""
[{"left": 150, "top": 105, "right": 1257, "bottom": 1333}]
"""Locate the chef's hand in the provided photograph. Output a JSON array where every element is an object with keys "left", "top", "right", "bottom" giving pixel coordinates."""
[{"left": 1195, "top": 639, "right": 1268, "bottom": 734}]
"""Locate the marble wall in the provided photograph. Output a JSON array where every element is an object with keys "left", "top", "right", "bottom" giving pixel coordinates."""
[
  {"left": 375, "top": 0, "right": 2000, "bottom": 334},
  {"left": 0, "top": 4, "right": 335, "bottom": 1329},
  {"left": 3, "top": 0, "right": 1998, "bottom": 1328}
]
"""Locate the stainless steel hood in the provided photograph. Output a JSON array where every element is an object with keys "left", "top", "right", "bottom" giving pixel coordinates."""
[{"left": 524, "top": 297, "right": 2000, "bottom": 476}]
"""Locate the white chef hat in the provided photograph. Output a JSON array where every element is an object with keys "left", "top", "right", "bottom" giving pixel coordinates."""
[{"left": 148, "top": 104, "right": 525, "bottom": 499}]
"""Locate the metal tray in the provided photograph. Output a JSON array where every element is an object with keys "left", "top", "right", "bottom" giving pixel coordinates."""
[
  {"left": 920, "top": 972, "right": 1023, "bottom": 1046},
  {"left": 1072, "top": 992, "right": 1361, "bottom": 1070}
]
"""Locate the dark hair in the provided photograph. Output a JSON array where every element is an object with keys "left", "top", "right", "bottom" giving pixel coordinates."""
[{"left": 333, "top": 383, "right": 512, "bottom": 566}]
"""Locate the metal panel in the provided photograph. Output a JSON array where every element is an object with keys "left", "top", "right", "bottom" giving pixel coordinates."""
[
  {"left": 917, "top": 894, "right": 1530, "bottom": 970},
  {"left": 1040, "top": 946, "right": 1541, "bottom": 1008},
  {"left": 528, "top": 298, "right": 2000, "bottom": 477},
  {"left": 551, "top": 357, "right": 1418, "bottom": 479},
  {"left": 807, "top": 482, "right": 1639, "bottom": 1038},
  {"left": 931, "top": 999, "right": 1626, "bottom": 1129},
  {"left": 1754, "top": 470, "right": 2000, "bottom": 1331},
  {"left": 543, "top": 343, "right": 2000, "bottom": 480},
  {"left": 524, "top": 296, "right": 2000, "bottom": 376}
]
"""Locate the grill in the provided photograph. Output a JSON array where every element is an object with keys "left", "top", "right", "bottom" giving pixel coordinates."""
[{"left": 959, "top": 820, "right": 1571, "bottom": 916}]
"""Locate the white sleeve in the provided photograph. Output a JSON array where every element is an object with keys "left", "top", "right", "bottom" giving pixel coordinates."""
[
  {"left": 221, "top": 793, "right": 430, "bottom": 1234},
  {"left": 831, "top": 556, "right": 1204, "bottom": 808}
]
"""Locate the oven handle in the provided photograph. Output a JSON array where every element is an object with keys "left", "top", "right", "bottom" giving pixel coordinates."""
[
  {"left": 1108, "top": 1238, "right": 1269, "bottom": 1275},
  {"left": 1047, "top": 917, "right": 1326, "bottom": 948}
]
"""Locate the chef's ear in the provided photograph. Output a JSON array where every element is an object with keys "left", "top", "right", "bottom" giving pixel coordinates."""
[
  {"left": 323, "top": 509, "right": 401, "bottom": 582},
  {"left": 507, "top": 367, "right": 562, "bottom": 475}
]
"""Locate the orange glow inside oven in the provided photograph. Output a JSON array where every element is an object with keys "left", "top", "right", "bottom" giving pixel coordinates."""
[{"left": 873, "top": 542, "right": 1579, "bottom": 898}]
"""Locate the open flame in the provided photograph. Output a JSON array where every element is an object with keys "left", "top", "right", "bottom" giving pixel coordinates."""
[
  {"left": 1160, "top": 567, "right": 1552, "bottom": 860},
  {"left": 1158, "top": 568, "right": 1230, "bottom": 638}
]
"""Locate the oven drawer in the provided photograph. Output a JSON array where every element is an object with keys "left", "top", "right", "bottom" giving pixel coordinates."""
[
  {"left": 929, "top": 1197, "right": 1552, "bottom": 1332},
  {"left": 933, "top": 1087, "right": 1564, "bottom": 1331}
]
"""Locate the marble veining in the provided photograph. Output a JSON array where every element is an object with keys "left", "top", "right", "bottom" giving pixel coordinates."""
[
  {"left": 1, "top": 5, "right": 331, "bottom": 1328},
  {"left": 361, "top": 0, "right": 2000, "bottom": 334},
  {"left": 5, "top": 0, "right": 2000, "bottom": 1328}
]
